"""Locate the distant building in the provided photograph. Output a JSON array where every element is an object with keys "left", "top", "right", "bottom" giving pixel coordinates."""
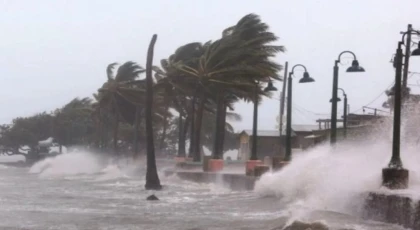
[
  {"left": 237, "top": 112, "right": 391, "bottom": 161},
  {"left": 313, "top": 113, "right": 390, "bottom": 142},
  {"left": 237, "top": 125, "right": 322, "bottom": 161}
]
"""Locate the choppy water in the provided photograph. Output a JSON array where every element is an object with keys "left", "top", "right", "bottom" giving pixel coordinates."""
[{"left": 0, "top": 149, "right": 411, "bottom": 230}]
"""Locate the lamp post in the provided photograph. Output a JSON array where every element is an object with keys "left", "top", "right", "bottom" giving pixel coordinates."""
[
  {"left": 279, "top": 62, "right": 289, "bottom": 137},
  {"left": 329, "top": 88, "right": 348, "bottom": 139},
  {"left": 403, "top": 24, "right": 415, "bottom": 87},
  {"left": 283, "top": 64, "right": 315, "bottom": 163},
  {"left": 382, "top": 30, "right": 420, "bottom": 189},
  {"left": 246, "top": 80, "right": 277, "bottom": 175},
  {"left": 272, "top": 62, "right": 288, "bottom": 170},
  {"left": 338, "top": 88, "right": 348, "bottom": 138},
  {"left": 330, "top": 51, "right": 365, "bottom": 145}
]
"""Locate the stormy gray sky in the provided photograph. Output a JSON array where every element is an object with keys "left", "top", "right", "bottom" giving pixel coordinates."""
[{"left": 1, "top": 0, "right": 420, "bottom": 131}]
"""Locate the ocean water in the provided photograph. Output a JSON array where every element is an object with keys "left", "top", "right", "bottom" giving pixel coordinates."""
[{"left": 0, "top": 148, "right": 412, "bottom": 230}]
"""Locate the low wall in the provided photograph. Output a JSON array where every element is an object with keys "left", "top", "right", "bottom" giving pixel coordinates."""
[
  {"left": 164, "top": 170, "right": 257, "bottom": 191},
  {"left": 363, "top": 192, "right": 420, "bottom": 229}
]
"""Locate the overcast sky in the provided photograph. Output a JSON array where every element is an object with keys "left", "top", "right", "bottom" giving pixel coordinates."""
[{"left": 1, "top": 0, "right": 420, "bottom": 132}]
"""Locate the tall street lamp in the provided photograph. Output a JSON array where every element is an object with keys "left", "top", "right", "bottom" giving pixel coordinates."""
[
  {"left": 402, "top": 24, "right": 420, "bottom": 87},
  {"left": 330, "top": 88, "right": 348, "bottom": 139},
  {"left": 246, "top": 80, "right": 277, "bottom": 175},
  {"left": 338, "top": 88, "right": 348, "bottom": 139},
  {"left": 383, "top": 31, "right": 420, "bottom": 189},
  {"left": 283, "top": 64, "right": 315, "bottom": 163},
  {"left": 330, "top": 51, "right": 365, "bottom": 145},
  {"left": 272, "top": 62, "right": 288, "bottom": 170}
]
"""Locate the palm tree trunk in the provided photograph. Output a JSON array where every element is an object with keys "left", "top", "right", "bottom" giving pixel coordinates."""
[
  {"left": 183, "top": 114, "right": 190, "bottom": 137},
  {"left": 96, "top": 109, "right": 102, "bottom": 149},
  {"left": 172, "top": 97, "right": 187, "bottom": 158},
  {"left": 212, "top": 91, "right": 223, "bottom": 159},
  {"left": 102, "top": 119, "right": 107, "bottom": 151},
  {"left": 102, "top": 115, "right": 110, "bottom": 151},
  {"left": 179, "top": 113, "right": 190, "bottom": 157},
  {"left": 144, "top": 34, "right": 162, "bottom": 190},
  {"left": 188, "top": 96, "right": 196, "bottom": 158},
  {"left": 159, "top": 104, "right": 169, "bottom": 152},
  {"left": 177, "top": 113, "right": 186, "bottom": 157},
  {"left": 193, "top": 91, "right": 205, "bottom": 162},
  {"left": 219, "top": 103, "right": 227, "bottom": 157},
  {"left": 113, "top": 113, "right": 119, "bottom": 155},
  {"left": 212, "top": 91, "right": 226, "bottom": 159},
  {"left": 95, "top": 119, "right": 101, "bottom": 149},
  {"left": 133, "top": 106, "right": 140, "bottom": 158}
]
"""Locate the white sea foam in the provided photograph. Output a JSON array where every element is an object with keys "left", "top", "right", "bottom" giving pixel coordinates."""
[
  {"left": 0, "top": 165, "right": 9, "bottom": 170},
  {"left": 29, "top": 151, "right": 105, "bottom": 178},
  {"left": 95, "top": 164, "right": 129, "bottom": 181},
  {"left": 255, "top": 135, "right": 420, "bottom": 219}
]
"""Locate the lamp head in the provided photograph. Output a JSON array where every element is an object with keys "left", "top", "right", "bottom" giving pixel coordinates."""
[
  {"left": 346, "top": 60, "right": 365, "bottom": 72},
  {"left": 298, "top": 72, "right": 315, "bottom": 83},
  {"left": 412, "top": 43, "right": 420, "bottom": 56},
  {"left": 264, "top": 81, "right": 277, "bottom": 92},
  {"left": 329, "top": 97, "right": 341, "bottom": 103}
]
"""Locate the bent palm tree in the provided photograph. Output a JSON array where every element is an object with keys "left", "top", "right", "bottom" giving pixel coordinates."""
[
  {"left": 175, "top": 13, "right": 284, "bottom": 161},
  {"left": 96, "top": 61, "right": 145, "bottom": 155},
  {"left": 145, "top": 34, "right": 162, "bottom": 190}
]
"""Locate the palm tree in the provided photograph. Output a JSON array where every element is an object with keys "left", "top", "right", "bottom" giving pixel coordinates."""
[
  {"left": 174, "top": 14, "right": 284, "bottom": 161},
  {"left": 145, "top": 34, "right": 162, "bottom": 190},
  {"left": 96, "top": 61, "right": 146, "bottom": 155},
  {"left": 153, "top": 47, "right": 203, "bottom": 158}
]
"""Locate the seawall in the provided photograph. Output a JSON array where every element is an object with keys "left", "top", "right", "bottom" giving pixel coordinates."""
[
  {"left": 363, "top": 191, "right": 420, "bottom": 229},
  {"left": 164, "top": 170, "right": 257, "bottom": 191}
]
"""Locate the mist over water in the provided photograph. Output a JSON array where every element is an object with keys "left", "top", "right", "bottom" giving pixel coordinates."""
[
  {"left": 254, "top": 116, "right": 420, "bottom": 228},
  {"left": 29, "top": 151, "right": 105, "bottom": 177},
  {"left": 0, "top": 118, "right": 417, "bottom": 229},
  {"left": 255, "top": 142, "right": 385, "bottom": 214}
]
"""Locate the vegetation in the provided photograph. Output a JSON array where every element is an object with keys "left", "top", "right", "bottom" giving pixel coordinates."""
[{"left": 0, "top": 13, "right": 284, "bottom": 190}]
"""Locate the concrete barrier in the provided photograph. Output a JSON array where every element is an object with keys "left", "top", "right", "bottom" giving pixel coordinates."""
[
  {"left": 254, "top": 165, "right": 270, "bottom": 177},
  {"left": 363, "top": 192, "right": 417, "bottom": 229},
  {"left": 164, "top": 170, "right": 257, "bottom": 191},
  {"left": 202, "top": 156, "right": 211, "bottom": 172}
]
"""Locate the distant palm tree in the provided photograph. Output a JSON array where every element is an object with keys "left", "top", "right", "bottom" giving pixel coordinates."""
[
  {"left": 153, "top": 49, "right": 202, "bottom": 158},
  {"left": 96, "top": 61, "right": 145, "bottom": 155}
]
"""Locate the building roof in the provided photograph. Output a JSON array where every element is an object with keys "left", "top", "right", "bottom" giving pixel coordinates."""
[
  {"left": 291, "top": 124, "right": 320, "bottom": 132},
  {"left": 304, "top": 134, "right": 322, "bottom": 139},
  {"left": 347, "top": 113, "right": 389, "bottom": 120},
  {"left": 242, "top": 130, "right": 294, "bottom": 137},
  {"left": 241, "top": 124, "right": 321, "bottom": 137}
]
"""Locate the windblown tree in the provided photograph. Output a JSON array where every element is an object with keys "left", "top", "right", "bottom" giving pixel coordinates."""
[
  {"left": 0, "top": 112, "right": 54, "bottom": 162},
  {"left": 153, "top": 50, "right": 200, "bottom": 158},
  {"left": 53, "top": 97, "right": 95, "bottom": 152},
  {"left": 95, "top": 61, "right": 146, "bottom": 155},
  {"left": 173, "top": 14, "right": 284, "bottom": 161},
  {"left": 94, "top": 59, "right": 173, "bottom": 158}
]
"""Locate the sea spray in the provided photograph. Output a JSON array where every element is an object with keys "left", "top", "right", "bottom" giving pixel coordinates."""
[
  {"left": 0, "top": 164, "right": 8, "bottom": 170},
  {"left": 29, "top": 151, "right": 104, "bottom": 177},
  {"left": 94, "top": 164, "right": 128, "bottom": 181},
  {"left": 253, "top": 138, "right": 420, "bottom": 217}
]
